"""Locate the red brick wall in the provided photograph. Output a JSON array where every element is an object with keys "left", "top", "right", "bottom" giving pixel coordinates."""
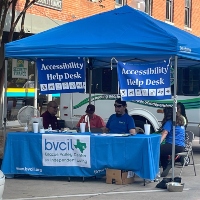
[
  {"left": 15, "top": 0, "right": 200, "bottom": 36},
  {"left": 151, "top": 0, "right": 200, "bottom": 36},
  {"left": 16, "top": 0, "right": 115, "bottom": 22},
  {"left": 191, "top": 0, "right": 200, "bottom": 36}
]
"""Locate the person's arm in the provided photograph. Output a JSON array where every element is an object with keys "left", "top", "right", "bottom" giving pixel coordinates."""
[
  {"left": 101, "top": 127, "right": 109, "bottom": 133},
  {"left": 41, "top": 113, "right": 48, "bottom": 129},
  {"left": 127, "top": 116, "right": 136, "bottom": 135},
  {"left": 129, "top": 128, "right": 136, "bottom": 135},
  {"left": 102, "top": 115, "right": 112, "bottom": 133},
  {"left": 160, "top": 129, "right": 168, "bottom": 144},
  {"left": 160, "top": 120, "right": 172, "bottom": 144},
  {"left": 96, "top": 116, "right": 107, "bottom": 133},
  {"left": 76, "top": 115, "right": 85, "bottom": 127},
  {"left": 97, "top": 116, "right": 106, "bottom": 128}
]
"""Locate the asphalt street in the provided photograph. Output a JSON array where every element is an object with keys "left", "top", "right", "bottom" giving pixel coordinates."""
[{"left": 2, "top": 137, "right": 200, "bottom": 200}]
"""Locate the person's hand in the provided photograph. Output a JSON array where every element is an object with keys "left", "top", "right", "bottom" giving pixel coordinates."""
[
  {"left": 129, "top": 129, "right": 136, "bottom": 135},
  {"left": 101, "top": 127, "right": 109, "bottom": 133}
]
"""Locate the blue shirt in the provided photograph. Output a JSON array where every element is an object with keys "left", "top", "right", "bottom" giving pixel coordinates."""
[
  {"left": 106, "top": 113, "right": 135, "bottom": 133},
  {"left": 162, "top": 120, "right": 185, "bottom": 147}
]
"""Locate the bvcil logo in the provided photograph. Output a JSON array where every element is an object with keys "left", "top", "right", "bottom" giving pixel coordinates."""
[
  {"left": 42, "top": 134, "right": 90, "bottom": 167},
  {"left": 44, "top": 138, "right": 87, "bottom": 153},
  {"left": 74, "top": 139, "right": 87, "bottom": 153}
]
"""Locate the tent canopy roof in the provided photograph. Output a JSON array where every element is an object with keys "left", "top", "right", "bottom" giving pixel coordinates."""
[{"left": 5, "top": 6, "right": 200, "bottom": 67}]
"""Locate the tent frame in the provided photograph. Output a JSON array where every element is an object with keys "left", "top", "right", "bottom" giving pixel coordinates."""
[{"left": 4, "top": 5, "right": 200, "bottom": 182}]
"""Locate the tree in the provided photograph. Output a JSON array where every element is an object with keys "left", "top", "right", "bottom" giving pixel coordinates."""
[
  {"left": 0, "top": 0, "right": 39, "bottom": 44},
  {"left": 0, "top": 0, "right": 39, "bottom": 123}
]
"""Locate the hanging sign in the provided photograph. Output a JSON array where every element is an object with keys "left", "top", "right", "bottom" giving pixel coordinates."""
[
  {"left": 12, "top": 59, "right": 28, "bottom": 79},
  {"left": 117, "top": 60, "right": 171, "bottom": 101},
  {"left": 37, "top": 58, "right": 86, "bottom": 94}
]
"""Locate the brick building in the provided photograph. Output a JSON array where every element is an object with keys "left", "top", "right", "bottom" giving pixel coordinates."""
[
  {"left": 4, "top": 0, "right": 115, "bottom": 36},
  {"left": 4, "top": 0, "right": 200, "bottom": 37}
]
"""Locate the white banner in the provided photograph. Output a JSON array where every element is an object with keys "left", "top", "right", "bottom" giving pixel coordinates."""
[
  {"left": 12, "top": 59, "right": 28, "bottom": 79},
  {"left": 42, "top": 134, "right": 91, "bottom": 167}
]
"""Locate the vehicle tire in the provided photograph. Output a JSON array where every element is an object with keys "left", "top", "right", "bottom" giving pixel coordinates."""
[
  {"left": 180, "top": 156, "right": 190, "bottom": 166},
  {"left": 134, "top": 120, "right": 145, "bottom": 133}
]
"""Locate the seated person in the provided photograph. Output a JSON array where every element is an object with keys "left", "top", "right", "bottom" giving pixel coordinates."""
[
  {"left": 160, "top": 107, "right": 185, "bottom": 177},
  {"left": 102, "top": 98, "right": 136, "bottom": 135},
  {"left": 177, "top": 102, "right": 188, "bottom": 129},
  {"left": 41, "top": 101, "right": 59, "bottom": 130},
  {"left": 76, "top": 104, "right": 105, "bottom": 129}
]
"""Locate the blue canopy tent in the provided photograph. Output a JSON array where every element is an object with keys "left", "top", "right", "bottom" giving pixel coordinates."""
[
  {"left": 5, "top": 6, "right": 200, "bottom": 65},
  {"left": 4, "top": 5, "right": 200, "bottom": 180}
]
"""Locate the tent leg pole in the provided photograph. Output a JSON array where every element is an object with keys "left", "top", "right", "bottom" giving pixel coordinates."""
[
  {"left": 34, "top": 62, "right": 38, "bottom": 109},
  {"left": 88, "top": 69, "right": 92, "bottom": 104},
  {"left": 3, "top": 59, "right": 8, "bottom": 155},
  {"left": 172, "top": 56, "right": 178, "bottom": 181}
]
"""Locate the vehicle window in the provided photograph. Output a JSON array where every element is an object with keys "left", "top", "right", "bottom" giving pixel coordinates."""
[
  {"left": 178, "top": 67, "right": 200, "bottom": 95},
  {"left": 102, "top": 68, "right": 112, "bottom": 93}
]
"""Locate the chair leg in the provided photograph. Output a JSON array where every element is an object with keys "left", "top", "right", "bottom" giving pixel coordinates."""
[
  {"left": 179, "top": 152, "right": 189, "bottom": 177},
  {"left": 191, "top": 150, "right": 197, "bottom": 176}
]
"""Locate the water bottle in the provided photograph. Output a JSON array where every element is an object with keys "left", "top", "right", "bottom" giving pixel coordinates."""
[{"left": 48, "top": 124, "right": 52, "bottom": 133}]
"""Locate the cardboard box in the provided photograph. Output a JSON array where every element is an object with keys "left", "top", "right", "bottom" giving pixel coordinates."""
[{"left": 106, "top": 169, "right": 135, "bottom": 185}]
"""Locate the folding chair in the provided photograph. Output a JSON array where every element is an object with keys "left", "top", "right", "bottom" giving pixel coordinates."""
[{"left": 176, "top": 130, "right": 196, "bottom": 176}]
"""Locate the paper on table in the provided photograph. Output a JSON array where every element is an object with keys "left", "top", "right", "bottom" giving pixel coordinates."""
[
  {"left": 98, "top": 133, "right": 130, "bottom": 137},
  {"left": 44, "top": 129, "right": 57, "bottom": 132},
  {"left": 112, "top": 134, "right": 130, "bottom": 137}
]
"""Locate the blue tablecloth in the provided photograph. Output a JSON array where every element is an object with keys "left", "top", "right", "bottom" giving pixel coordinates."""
[{"left": 1, "top": 132, "right": 161, "bottom": 180}]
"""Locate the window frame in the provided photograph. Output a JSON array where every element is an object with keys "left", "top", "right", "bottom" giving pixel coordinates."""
[
  {"left": 166, "top": 0, "right": 174, "bottom": 22},
  {"left": 145, "top": 0, "right": 152, "bottom": 15},
  {"left": 185, "top": 0, "right": 192, "bottom": 28},
  {"left": 115, "top": 0, "right": 123, "bottom": 5}
]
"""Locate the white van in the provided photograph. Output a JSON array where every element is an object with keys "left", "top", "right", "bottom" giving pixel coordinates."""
[{"left": 60, "top": 67, "right": 200, "bottom": 136}]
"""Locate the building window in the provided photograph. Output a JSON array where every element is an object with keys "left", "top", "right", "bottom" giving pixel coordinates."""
[
  {"left": 166, "top": 0, "right": 173, "bottom": 22},
  {"left": 116, "top": 0, "right": 123, "bottom": 5},
  {"left": 145, "top": 0, "right": 152, "bottom": 15},
  {"left": 185, "top": 0, "right": 191, "bottom": 27}
]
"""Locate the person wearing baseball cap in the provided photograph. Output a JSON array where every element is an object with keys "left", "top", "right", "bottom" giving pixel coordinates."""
[
  {"left": 102, "top": 98, "right": 136, "bottom": 135},
  {"left": 76, "top": 104, "right": 105, "bottom": 129}
]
